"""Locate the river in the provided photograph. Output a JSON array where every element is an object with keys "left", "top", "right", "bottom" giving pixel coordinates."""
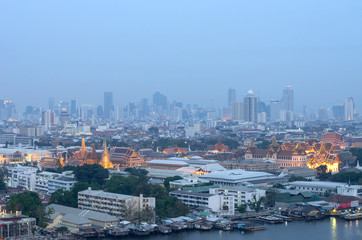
[{"left": 115, "top": 217, "right": 361, "bottom": 240}]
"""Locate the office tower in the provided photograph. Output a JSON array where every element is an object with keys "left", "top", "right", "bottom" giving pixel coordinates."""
[
  {"left": 140, "top": 98, "right": 149, "bottom": 118},
  {"left": 344, "top": 98, "right": 355, "bottom": 121},
  {"left": 318, "top": 108, "right": 329, "bottom": 121},
  {"left": 282, "top": 85, "right": 293, "bottom": 112},
  {"left": 153, "top": 91, "right": 167, "bottom": 109},
  {"left": 228, "top": 88, "right": 236, "bottom": 107},
  {"left": 42, "top": 110, "right": 55, "bottom": 130},
  {"left": 270, "top": 100, "right": 282, "bottom": 122},
  {"left": 332, "top": 104, "right": 344, "bottom": 121},
  {"left": 70, "top": 99, "right": 77, "bottom": 116},
  {"left": 104, "top": 92, "right": 114, "bottom": 119},
  {"left": 231, "top": 102, "right": 244, "bottom": 121},
  {"left": 48, "top": 97, "right": 55, "bottom": 110},
  {"left": 244, "top": 90, "right": 257, "bottom": 123}
]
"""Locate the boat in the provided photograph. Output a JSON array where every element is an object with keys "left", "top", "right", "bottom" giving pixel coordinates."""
[
  {"left": 273, "top": 214, "right": 292, "bottom": 222},
  {"left": 344, "top": 213, "right": 362, "bottom": 220},
  {"left": 257, "top": 216, "right": 284, "bottom": 224},
  {"left": 158, "top": 225, "right": 172, "bottom": 234},
  {"left": 107, "top": 227, "right": 130, "bottom": 237}
]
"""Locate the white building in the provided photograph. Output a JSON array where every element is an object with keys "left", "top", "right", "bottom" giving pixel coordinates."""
[
  {"left": 7, "top": 165, "right": 76, "bottom": 193},
  {"left": 36, "top": 171, "right": 76, "bottom": 194},
  {"left": 78, "top": 189, "right": 156, "bottom": 220},
  {"left": 210, "top": 186, "right": 266, "bottom": 208},
  {"left": 289, "top": 181, "right": 362, "bottom": 197},
  {"left": 7, "top": 165, "right": 37, "bottom": 191},
  {"left": 199, "top": 169, "right": 284, "bottom": 186},
  {"left": 169, "top": 190, "right": 235, "bottom": 215},
  {"left": 344, "top": 97, "right": 355, "bottom": 121}
]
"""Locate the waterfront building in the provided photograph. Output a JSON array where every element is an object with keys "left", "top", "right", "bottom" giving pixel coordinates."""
[
  {"left": 169, "top": 190, "right": 235, "bottom": 215},
  {"left": 78, "top": 189, "right": 156, "bottom": 219},
  {"left": 209, "top": 186, "right": 266, "bottom": 208},
  {"left": 289, "top": 181, "right": 362, "bottom": 197},
  {"left": 0, "top": 212, "right": 36, "bottom": 239},
  {"left": 46, "top": 204, "right": 118, "bottom": 229}
]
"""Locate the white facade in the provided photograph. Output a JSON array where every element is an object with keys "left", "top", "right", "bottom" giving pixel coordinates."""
[
  {"left": 169, "top": 190, "right": 235, "bottom": 215},
  {"left": 35, "top": 171, "right": 76, "bottom": 194},
  {"left": 289, "top": 181, "right": 362, "bottom": 196},
  {"left": 7, "top": 165, "right": 37, "bottom": 191},
  {"left": 78, "top": 189, "right": 156, "bottom": 219},
  {"left": 7, "top": 166, "right": 75, "bottom": 193},
  {"left": 210, "top": 186, "right": 266, "bottom": 208}
]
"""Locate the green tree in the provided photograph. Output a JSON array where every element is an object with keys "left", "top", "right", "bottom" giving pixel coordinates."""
[
  {"left": 316, "top": 165, "right": 331, "bottom": 180},
  {"left": 164, "top": 176, "right": 182, "bottom": 191},
  {"left": 73, "top": 164, "right": 109, "bottom": 185},
  {"left": 264, "top": 189, "right": 277, "bottom": 207},
  {"left": 236, "top": 204, "right": 247, "bottom": 213},
  {"left": 247, "top": 195, "right": 264, "bottom": 212},
  {"left": 7, "top": 192, "right": 47, "bottom": 227}
]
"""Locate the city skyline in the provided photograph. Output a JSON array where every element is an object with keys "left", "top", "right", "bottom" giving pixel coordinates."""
[{"left": 1, "top": 1, "right": 362, "bottom": 112}]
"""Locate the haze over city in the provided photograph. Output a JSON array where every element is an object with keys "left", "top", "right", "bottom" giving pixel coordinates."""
[{"left": 1, "top": 0, "right": 362, "bottom": 112}]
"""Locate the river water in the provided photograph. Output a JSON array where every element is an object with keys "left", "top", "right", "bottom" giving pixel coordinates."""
[{"left": 117, "top": 217, "right": 361, "bottom": 240}]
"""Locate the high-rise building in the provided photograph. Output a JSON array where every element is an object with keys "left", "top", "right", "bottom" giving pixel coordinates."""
[
  {"left": 318, "top": 108, "right": 329, "bottom": 121},
  {"left": 231, "top": 102, "right": 244, "bottom": 121},
  {"left": 270, "top": 100, "right": 282, "bottom": 122},
  {"left": 344, "top": 98, "right": 355, "bottom": 121},
  {"left": 70, "top": 99, "right": 77, "bottom": 117},
  {"left": 104, "top": 92, "right": 114, "bottom": 119},
  {"left": 244, "top": 90, "right": 257, "bottom": 123},
  {"left": 42, "top": 110, "right": 55, "bottom": 130},
  {"left": 152, "top": 91, "right": 167, "bottom": 112},
  {"left": 48, "top": 97, "right": 55, "bottom": 110},
  {"left": 282, "top": 85, "right": 293, "bottom": 112},
  {"left": 332, "top": 104, "right": 344, "bottom": 121},
  {"left": 228, "top": 88, "right": 236, "bottom": 107}
]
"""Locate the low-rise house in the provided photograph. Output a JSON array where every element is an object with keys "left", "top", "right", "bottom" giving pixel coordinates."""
[{"left": 46, "top": 204, "right": 119, "bottom": 230}]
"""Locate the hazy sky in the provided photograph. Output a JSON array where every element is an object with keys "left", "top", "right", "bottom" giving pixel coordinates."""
[{"left": 1, "top": 1, "right": 362, "bottom": 113}]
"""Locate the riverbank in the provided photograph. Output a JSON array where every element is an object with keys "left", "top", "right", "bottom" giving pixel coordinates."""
[{"left": 106, "top": 217, "right": 361, "bottom": 240}]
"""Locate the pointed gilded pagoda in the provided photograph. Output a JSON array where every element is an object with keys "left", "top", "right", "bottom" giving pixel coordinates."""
[{"left": 100, "top": 140, "right": 114, "bottom": 169}]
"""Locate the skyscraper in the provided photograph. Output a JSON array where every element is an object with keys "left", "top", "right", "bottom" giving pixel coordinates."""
[
  {"left": 244, "top": 90, "right": 257, "bottom": 123},
  {"left": 332, "top": 104, "right": 344, "bottom": 121},
  {"left": 270, "top": 100, "right": 282, "bottom": 122},
  {"left": 104, "top": 92, "right": 114, "bottom": 119},
  {"left": 48, "top": 97, "right": 55, "bottom": 110},
  {"left": 70, "top": 99, "right": 77, "bottom": 116},
  {"left": 153, "top": 91, "right": 167, "bottom": 112},
  {"left": 344, "top": 97, "right": 354, "bottom": 121},
  {"left": 282, "top": 85, "right": 293, "bottom": 111},
  {"left": 228, "top": 88, "right": 236, "bottom": 107},
  {"left": 231, "top": 101, "right": 244, "bottom": 121},
  {"left": 42, "top": 110, "right": 55, "bottom": 130}
]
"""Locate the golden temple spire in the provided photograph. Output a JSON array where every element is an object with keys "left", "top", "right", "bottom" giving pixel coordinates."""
[
  {"left": 59, "top": 153, "right": 65, "bottom": 166},
  {"left": 81, "top": 137, "right": 86, "bottom": 152},
  {"left": 100, "top": 139, "right": 113, "bottom": 169}
]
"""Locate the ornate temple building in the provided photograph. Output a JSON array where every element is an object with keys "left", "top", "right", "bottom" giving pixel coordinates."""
[
  {"left": 206, "top": 139, "right": 230, "bottom": 153},
  {"left": 244, "top": 136, "right": 308, "bottom": 168},
  {"left": 109, "top": 147, "right": 144, "bottom": 167},
  {"left": 162, "top": 145, "right": 189, "bottom": 155},
  {"left": 245, "top": 135, "right": 342, "bottom": 172},
  {"left": 321, "top": 133, "right": 346, "bottom": 149},
  {"left": 306, "top": 141, "right": 340, "bottom": 172},
  {"left": 69, "top": 138, "right": 99, "bottom": 166},
  {"left": 99, "top": 140, "right": 114, "bottom": 169}
]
